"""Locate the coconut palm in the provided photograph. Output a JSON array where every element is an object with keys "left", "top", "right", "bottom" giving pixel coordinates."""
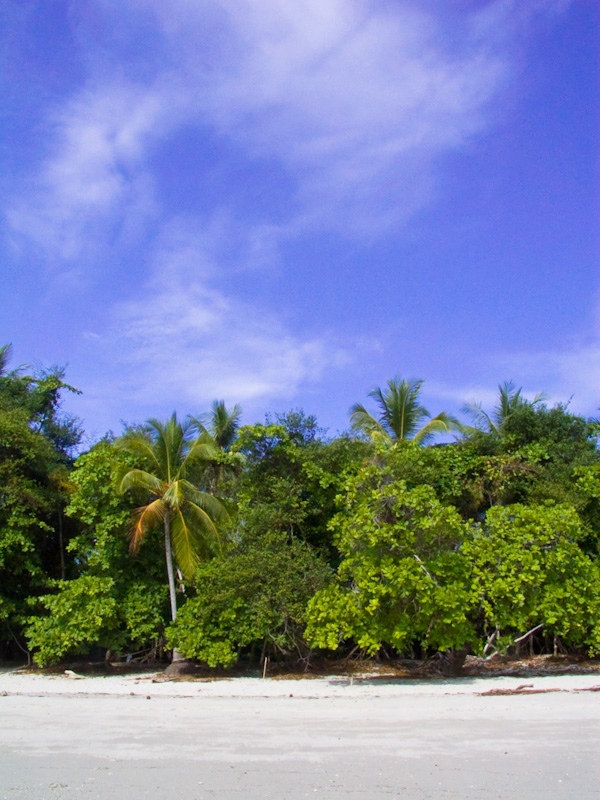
[
  {"left": 118, "top": 413, "right": 229, "bottom": 622},
  {"left": 195, "top": 400, "right": 242, "bottom": 451},
  {"left": 191, "top": 400, "right": 243, "bottom": 492},
  {"left": 0, "top": 343, "right": 12, "bottom": 375},
  {"left": 350, "top": 377, "right": 461, "bottom": 446},
  {"left": 462, "top": 381, "right": 547, "bottom": 437}
]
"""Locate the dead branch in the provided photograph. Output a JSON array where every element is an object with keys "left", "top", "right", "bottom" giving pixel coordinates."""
[{"left": 514, "top": 624, "right": 543, "bottom": 644}]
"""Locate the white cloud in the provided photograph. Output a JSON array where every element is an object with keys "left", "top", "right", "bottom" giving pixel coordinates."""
[
  {"left": 147, "top": 213, "right": 282, "bottom": 281},
  {"left": 429, "top": 337, "right": 600, "bottom": 420},
  {"left": 74, "top": 236, "right": 352, "bottom": 427},
  {"left": 163, "top": 0, "right": 510, "bottom": 232},
  {"left": 495, "top": 342, "right": 600, "bottom": 416},
  {"left": 8, "top": 0, "right": 535, "bottom": 262},
  {"left": 113, "top": 284, "right": 341, "bottom": 406},
  {"left": 7, "top": 0, "right": 584, "bottom": 429},
  {"left": 7, "top": 80, "right": 174, "bottom": 263}
]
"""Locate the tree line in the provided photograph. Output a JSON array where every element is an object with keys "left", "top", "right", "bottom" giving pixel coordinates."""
[{"left": 1, "top": 344, "right": 599, "bottom": 671}]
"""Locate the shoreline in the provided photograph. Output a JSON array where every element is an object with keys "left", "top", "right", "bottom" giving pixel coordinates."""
[{"left": 2, "top": 668, "right": 600, "bottom": 699}]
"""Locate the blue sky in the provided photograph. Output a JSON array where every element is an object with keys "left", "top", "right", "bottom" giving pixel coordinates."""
[{"left": 1, "top": 0, "right": 598, "bottom": 440}]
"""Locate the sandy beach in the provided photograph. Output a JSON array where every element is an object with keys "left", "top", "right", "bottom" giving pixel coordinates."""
[{"left": 1, "top": 669, "right": 599, "bottom": 799}]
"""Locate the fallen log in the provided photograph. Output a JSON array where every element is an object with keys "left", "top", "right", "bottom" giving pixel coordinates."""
[
  {"left": 477, "top": 686, "right": 564, "bottom": 696},
  {"left": 573, "top": 685, "right": 600, "bottom": 692}
]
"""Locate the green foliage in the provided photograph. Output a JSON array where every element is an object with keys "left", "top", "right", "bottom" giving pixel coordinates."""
[
  {"left": 233, "top": 417, "right": 369, "bottom": 559},
  {"left": 350, "top": 376, "right": 461, "bottom": 446},
  {"left": 381, "top": 440, "right": 527, "bottom": 517},
  {"left": 194, "top": 400, "right": 243, "bottom": 452},
  {"left": 462, "top": 381, "right": 546, "bottom": 438},
  {"left": 26, "top": 576, "right": 167, "bottom": 667},
  {"left": 118, "top": 414, "right": 228, "bottom": 582},
  {"left": 464, "top": 503, "right": 600, "bottom": 654},
  {"left": 0, "top": 407, "right": 56, "bottom": 594},
  {"left": 65, "top": 440, "right": 135, "bottom": 569},
  {"left": 382, "top": 404, "right": 600, "bottom": 524},
  {"left": 2, "top": 348, "right": 598, "bottom": 668},
  {"left": 306, "top": 459, "right": 600, "bottom": 660},
  {"left": 576, "top": 465, "right": 600, "bottom": 499},
  {"left": 168, "top": 530, "right": 330, "bottom": 667},
  {"left": 25, "top": 440, "right": 169, "bottom": 665},
  {"left": 0, "top": 348, "right": 83, "bottom": 654},
  {"left": 305, "top": 470, "right": 477, "bottom": 655},
  {"left": 26, "top": 576, "right": 119, "bottom": 666},
  {"left": 0, "top": 347, "right": 82, "bottom": 461}
]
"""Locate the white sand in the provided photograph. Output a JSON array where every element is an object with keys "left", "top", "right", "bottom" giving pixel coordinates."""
[
  {"left": 1, "top": 669, "right": 599, "bottom": 799},
  {"left": 1, "top": 666, "right": 599, "bottom": 698}
]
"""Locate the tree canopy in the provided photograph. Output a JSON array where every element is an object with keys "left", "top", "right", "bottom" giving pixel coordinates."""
[
  {"left": 350, "top": 377, "right": 460, "bottom": 446},
  {"left": 0, "top": 347, "right": 598, "bottom": 672}
]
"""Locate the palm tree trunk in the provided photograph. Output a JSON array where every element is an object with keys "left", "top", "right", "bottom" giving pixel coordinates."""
[
  {"left": 164, "top": 514, "right": 185, "bottom": 664},
  {"left": 164, "top": 514, "right": 178, "bottom": 621}
]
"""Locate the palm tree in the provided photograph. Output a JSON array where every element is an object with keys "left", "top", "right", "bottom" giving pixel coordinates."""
[
  {"left": 462, "top": 381, "right": 547, "bottom": 437},
  {"left": 0, "top": 343, "right": 12, "bottom": 375},
  {"left": 195, "top": 400, "right": 242, "bottom": 451},
  {"left": 191, "top": 400, "right": 243, "bottom": 492},
  {"left": 118, "top": 413, "right": 229, "bottom": 623},
  {"left": 350, "top": 377, "right": 461, "bottom": 446}
]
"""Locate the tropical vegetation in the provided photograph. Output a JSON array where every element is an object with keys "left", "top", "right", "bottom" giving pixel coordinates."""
[{"left": 1, "top": 345, "right": 599, "bottom": 673}]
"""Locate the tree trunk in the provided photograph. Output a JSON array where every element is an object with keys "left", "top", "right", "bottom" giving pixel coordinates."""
[
  {"left": 164, "top": 515, "right": 185, "bottom": 664},
  {"left": 164, "top": 514, "right": 178, "bottom": 622}
]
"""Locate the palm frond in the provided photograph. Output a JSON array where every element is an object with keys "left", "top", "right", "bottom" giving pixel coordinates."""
[
  {"left": 117, "top": 430, "right": 161, "bottom": 472},
  {"left": 210, "top": 400, "right": 243, "bottom": 450},
  {"left": 0, "top": 344, "right": 12, "bottom": 376},
  {"left": 169, "top": 507, "right": 202, "bottom": 579},
  {"left": 185, "top": 500, "right": 223, "bottom": 556},
  {"left": 461, "top": 401, "right": 498, "bottom": 436},
  {"left": 496, "top": 381, "right": 521, "bottom": 423},
  {"left": 179, "top": 479, "right": 230, "bottom": 524},
  {"left": 353, "top": 376, "right": 452, "bottom": 445},
  {"left": 412, "top": 412, "right": 462, "bottom": 445},
  {"left": 129, "top": 498, "right": 166, "bottom": 552},
  {"left": 119, "top": 468, "right": 164, "bottom": 496},
  {"left": 463, "top": 381, "right": 548, "bottom": 437},
  {"left": 163, "top": 478, "right": 185, "bottom": 509},
  {"left": 185, "top": 431, "right": 219, "bottom": 460},
  {"left": 530, "top": 391, "right": 548, "bottom": 407},
  {"left": 349, "top": 403, "right": 391, "bottom": 442},
  {"left": 147, "top": 414, "right": 176, "bottom": 482},
  {"left": 170, "top": 504, "right": 221, "bottom": 578},
  {"left": 376, "top": 377, "right": 428, "bottom": 440},
  {"left": 189, "top": 414, "right": 210, "bottom": 437}
]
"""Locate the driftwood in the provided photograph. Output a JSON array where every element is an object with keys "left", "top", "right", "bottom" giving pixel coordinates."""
[
  {"left": 477, "top": 683, "right": 564, "bottom": 696},
  {"left": 63, "top": 669, "right": 85, "bottom": 680},
  {"left": 513, "top": 624, "right": 544, "bottom": 644}
]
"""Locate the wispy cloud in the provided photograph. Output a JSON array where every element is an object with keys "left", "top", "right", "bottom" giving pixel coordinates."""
[
  {"left": 151, "top": 0, "right": 511, "bottom": 233},
  {"left": 8, "top": 0, "right": 538, "bottom": 263},
  {"left": 6, "top": 0, "right": 586, "bottom": 431},
  {"left": 429, "top": 336, "right": 600, "bottom": 419},
  {"left": 494, "top": 341, "right": 600, "bottom": 416},
  {"left": 7, "top": 80, "right": 174, "bottom": 265},
  {"left": 69, "top": 214, "right": 357, "bottom": 430}
]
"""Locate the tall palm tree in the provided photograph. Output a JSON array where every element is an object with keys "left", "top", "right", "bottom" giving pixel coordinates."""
[
  {"left": 462, "top": 381, "right": 547, "bottom": 437},
  {"left": 118, "top": 414, "right": 229, "bottom": 622},
  {"left": 0, "top": 343, "right": 12, "bottom": 375},
  {"left": 350, "top": 377, "right": 460, "bottom": 446},
  {"left": 195, "top": 400, "right": 242, "bottom": 451},
  {"left": 191, "top": 400, "right": 243, "bottom": 492}
]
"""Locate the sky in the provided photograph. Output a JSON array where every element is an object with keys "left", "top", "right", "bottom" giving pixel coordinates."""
[{"left": 1, "top": 0, "right": 598, "bottom": 441}]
